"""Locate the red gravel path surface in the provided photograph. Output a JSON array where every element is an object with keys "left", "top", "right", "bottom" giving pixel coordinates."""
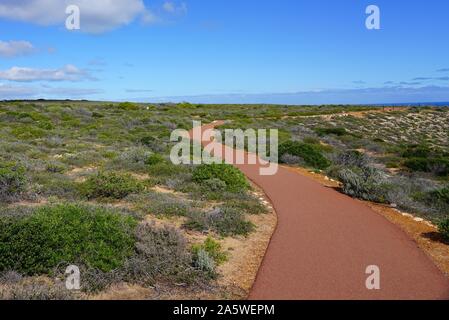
[{"left": 192, "top": 122, "right": 449, "bottom": 300}]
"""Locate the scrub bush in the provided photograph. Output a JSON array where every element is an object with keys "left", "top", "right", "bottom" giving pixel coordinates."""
[
  {"left": 80, "top": 171, "right": 145, "bottom": 199},
  {"left": 192, "top": 164, "right": 249, "bottom": 193},
  {"left": 0, "top": 204, "right": 137, "bottom": 275}
]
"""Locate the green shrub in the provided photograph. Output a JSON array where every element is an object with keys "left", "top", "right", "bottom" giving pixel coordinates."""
[
  {"left": 80, "top": 171, "right": 145, "bottom": 199},
  {"left": 192, "top": 249, "right": 215, "bottom": 276},
  {"left": 279, "top": 141, "right": 330, "bottom": 169},
  {"left": 148, "top": 162, "right": 185, "bottom": 177},
  {"left": 145, "top": 153, "right": 165, "bottom": 166},
  {"left": 337, "top": 166, "right": 389, "bottom": 203},
  {"left": 335, "top": 150, "right": 368, "bottom": 168},
  {"left": 192, "top": 164, "right": 249, "bottom": 193},
  {"left": 402, "top": 144, "right": 431, "bottom": 158},
  {"left": 134, "top": 192, "right": 190, "bottom": 216},
  {"left": 0, "top": 162, "right": 26, "bottom": 201},
  {"left": 118, "top": 102, "right": 139, "bottom": 111},
  {"left": 0, "top": 204, "right": 137, "bottom": 274},
  {"left": 315, "top": 127, "right": 347, "bottom": 136},
  {"left": 192, "top": 237, "right": 228, "bottom": 265},
  {"left": 208, "top": 207, "right": 254, "bottom": 236},
  {"left": 438, "top": 218, "right": 449, "bottom": 241},
  {"left": 403, "top": 158, "right": 449, "bottom": 176},
  {"left": 423, "top": 187, "right": 449, "bottom": 214},
  {"left": 224, "top": 198, "right": 268, "bottom": 215}
]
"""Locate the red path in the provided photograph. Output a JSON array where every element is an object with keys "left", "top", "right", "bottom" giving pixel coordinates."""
[{"left": 193, "top": 122, "right": 449, "bottom": 300}]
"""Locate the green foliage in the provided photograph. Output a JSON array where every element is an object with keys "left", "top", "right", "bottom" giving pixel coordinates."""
[
  {"left": 401, "top": 145, "right": 449, "bottom": 176},
  {"left": 80, "top": 171, "right": 145, "bottom": 199},
  {"left": 192, "top": 237, "right": 228, "bottom": 265},
  {"left": 422, "top": 186, "right": 449, "bottom": 214},
  {"left": 337, "top": 166, "right": 389, "bottom": 203},
  {"left": 118, "top": 102, "right": 139, "bottom": 111},
  {"left": 403, "top": 158, "right": 449, "bottom": 176},
  {"left": 209, "top": 207, "right": 254, "bottom": 236},
  {"left": 145, "top": 153, "right": 165, "bottom": 166},
  {"left": 279, "top": 140, "right": 330, "bottom": 169},
  {"left": 11, "top": 126, "right": 47, "bottom": 139},
  {"left": 438, "top": 218, "right": 449, "bottom": 241},
  {"left": 134, "top": 191, "right": 190, "bottom": 217},
  {"left": 147, "top": 162, "right": 186, "bottom": 177},
  {"left": 402, "top": 144, "right": 432, "bottom": 158},
  {"left": 0, "top": 204, "right": 137, "bottom": 274},
  {"left": 192, "top": 164, "right": 249, "bottom": 193},
  {"left": 315, "top": 127, "right": 348, "bottom": 136},
  {"left": 186, "top": 207, "right": 254, "bottom": 237},
  {"left": 0, "top": 162, "right": 26, "bottom": 201}
]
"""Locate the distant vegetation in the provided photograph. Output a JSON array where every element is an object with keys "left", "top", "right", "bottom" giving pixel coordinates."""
[{"left": 0, "top": 100, "right": 448, "bottom": 299}]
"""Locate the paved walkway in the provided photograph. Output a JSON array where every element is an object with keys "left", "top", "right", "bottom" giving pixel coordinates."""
[{"left": 194, "top": 122, "right": 449, "bottom": 300}]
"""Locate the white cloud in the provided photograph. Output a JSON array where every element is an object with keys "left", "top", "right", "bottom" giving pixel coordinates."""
[
  {"left": 0, "top": 83, "right": 103, "bottom": 99},
  {"left": 0, "top": 40, "right": 35, "bottom": 58},
  {"left": 0, "top": 65, "right": 96, "bottom": 82},
  {"left": 0, "top": 83, "right": 37, "bottom": 98},
  {"left": 163, "top": 2, "right": 176, "bottom": 13},
  {"left": 162, "top": 1, "right": 187, "bottom": 14},
  {"left": 0, "top": 0, "right": 146, "bottom": 33}
]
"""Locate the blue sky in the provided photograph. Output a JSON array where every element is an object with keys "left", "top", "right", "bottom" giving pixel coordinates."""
[{"left": 0, "top": 0, "right": 449, "bottom": 104}]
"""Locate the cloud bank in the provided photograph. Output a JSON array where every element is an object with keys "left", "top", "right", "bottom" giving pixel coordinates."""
[
  {"left": 0, "top": 65, "right": 95, "bottom": 82},
  {"left": 147, "top": 86, "right": 449, "bottom": 105},
  {"left": 0, "top": 40, "right": 35, "bottom": 58},
  {"left": 0, "top": 0, "right": 145, "bottom": 33},
  {"left": 0, "top": 0, "right": 187, "bottom": 33}
]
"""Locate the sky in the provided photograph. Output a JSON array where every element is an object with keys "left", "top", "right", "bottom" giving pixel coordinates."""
[{"left": 0, "top": 0, "right": 449, "bottom": 104}]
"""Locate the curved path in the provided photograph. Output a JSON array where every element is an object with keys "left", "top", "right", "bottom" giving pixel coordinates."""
[{"left": 192, "top": 122, "right": 449, "bottom": 300}]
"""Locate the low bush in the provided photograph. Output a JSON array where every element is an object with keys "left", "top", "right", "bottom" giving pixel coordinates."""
[
  {"left": 403, "top": 157, "right": 449, "bottom": 176},
  {"left": 0, "top": 204, "right": 137, "bottom": 275},
  {"left": 192, "top": 164, "right": 249, "bottom": 193},
  {"left": 278, "top": 141, "right": 330, "bottom": 169},
  {"left": 315, "top": 127, "right": 347, "bottom": 136},
  {"left": 186, "top": 207, "right": 254, "bottom": 237},
  {"left": 334, "top": 150, "right": 369, "bottom": 168},
  {"left": 145, "top": 153, "right": 165, "bottom": 166},
  {"left": 118, "top": 102, "right": 139, "bottom": 111},
  {"left": 192, "top": 249, "right": 215, "bottom": 276},
  {"left": 192, "top": 237, "right": 228, "bottom": 265},
  {"left": 0, "top": 278, "right": 76, "bottom": 300},
  {"left": 134, "top": 191, "right": 191, "bottom": 217},
  {"left": 422, "top": 186, "right": 449, "bottom": 214},
  {"left": 148, "top": 162, "right": 186, "bottom": 178},
  {"left": 438, "top": 218, "right": 449, "bottom": 241},
  {"left": 123, "top": 222, "right": 207, "bottom": 285},
  {"left": 224, "top": 197, "right": 268, "bottom": 215},
  {"left": 208, "top": 207, "right": 254, "bottom": 236},
  {"left": 0, "top": 161, "right": 26, "bottom": 202},
  {"left": 337, "top": 166, "right": 389, "bottom": 203},
  {"left": 80, "top": 171, "right": 145, "bottom": 199}
]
